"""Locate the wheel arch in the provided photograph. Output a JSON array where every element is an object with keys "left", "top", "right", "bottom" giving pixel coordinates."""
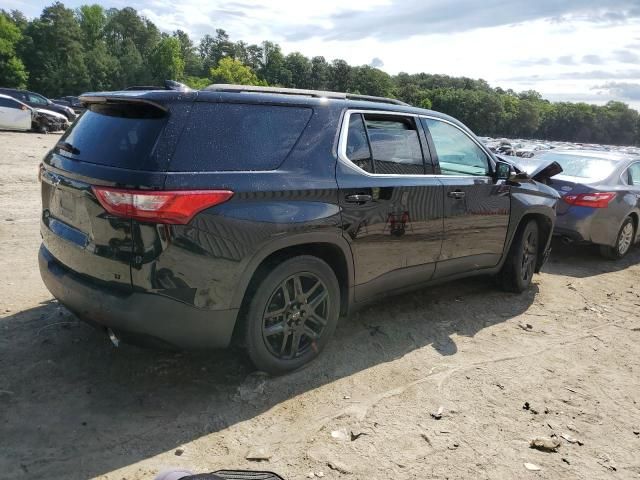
[
  {"left": 503, "top": 209, "right": 554, "bottom": 273},
  {"left": 628, "top": 211, "right": 639, "bottom": 242},
  {"left": 230, "top": 233, "right": 355, "bottom": 343}
]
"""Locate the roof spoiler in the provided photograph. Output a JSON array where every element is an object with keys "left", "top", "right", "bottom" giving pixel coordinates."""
[{"left": 78, "top": 94, "right": 169, "bottom": 112}]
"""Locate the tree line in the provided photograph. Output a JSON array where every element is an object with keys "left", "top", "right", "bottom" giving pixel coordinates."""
[{"left": 1, "top": 2, "right": 639, "bottom": 146}]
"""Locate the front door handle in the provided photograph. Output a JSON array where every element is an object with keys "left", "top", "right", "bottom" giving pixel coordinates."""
[
  {"left": 447, "top": 190, "right": 466, "bottom": 199},
  {"left": 345, "top": 194, "right": 373, "bottom": 204}
]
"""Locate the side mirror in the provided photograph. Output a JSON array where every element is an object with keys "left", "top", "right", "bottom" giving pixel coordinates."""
[{"left": 494, "top": 161, "right": 511, "bottom": 182}]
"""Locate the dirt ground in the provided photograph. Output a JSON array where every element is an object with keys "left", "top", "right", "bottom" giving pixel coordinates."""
[{"left": 1, "top": 130, "right": 639, "bottom": 480}]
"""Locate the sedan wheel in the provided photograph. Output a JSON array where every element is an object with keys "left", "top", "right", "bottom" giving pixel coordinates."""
[
  {"left": 600, "top": 217, "right": 636, "bottom": 260},
  {"left": 617, "top": 221, "right": 634, "bottom": 256}
]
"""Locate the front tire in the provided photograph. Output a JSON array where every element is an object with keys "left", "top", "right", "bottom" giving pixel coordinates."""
[
  {"left": 499, "top": 219, "right": 539, "bottom": 293},
  {"left": 244, "top": 256, "right": 340, "bottom": 375},
  {"left": 600, "top": 216, "right": 635, "bottom": 260}
]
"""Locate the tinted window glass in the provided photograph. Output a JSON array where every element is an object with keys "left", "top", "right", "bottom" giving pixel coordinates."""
[
  {"left": 535, "top": 152, "right": 618, "bottom": 181},
  {"left": 57, "top": 103, "right": 167, "bottom": 168},
  {"left": 171, "top": 103, "right": 312, "bottom": 171},
  {"left": 28, "top": 93, "right": 48, "bottom": 105},
  {"left": 365, "top": 116, "right": 424, "bottom": 175},
  {"left": 345, "top": 113, "right": 373, "bottom": 173},
  {"left": 0, "top": 97, "right": 21, "bottom": 109},
  {"left": 423, "top": 118, "right": 489, "bottom": 176},
  {"left": 628, "top": 163, "right": 640, "bottom": 186}
]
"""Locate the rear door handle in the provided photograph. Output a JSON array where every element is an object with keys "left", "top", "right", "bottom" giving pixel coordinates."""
[
  {"left": 345, "top": 194, "right": 373, "bottom": 203},
  {"left": 447, "top": 190, "right": 466, "bottom": 199}
]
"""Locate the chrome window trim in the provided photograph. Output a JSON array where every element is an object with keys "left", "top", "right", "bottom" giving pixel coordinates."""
[{"left": 337, "top": 109, "right": 493, "bottom": 179}]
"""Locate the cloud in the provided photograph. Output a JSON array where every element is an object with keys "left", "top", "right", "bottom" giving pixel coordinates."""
[
  {"left": 512, "top": 50, "right": 636, "bottom": 68},
  {"left": 613, "top": 49, "right": 640, "bottom": 62},
  {"left": 503, "top": 69, "right": 640, "bottom": 82},
  {"left": 369, "top": 57, "right": 384, "bottom": 68},
  {"left": 283, "top": 0, "right": 640, "bottom": 41},
  {"left": 582, "top": 54, "right": 604, "bottom": 65},
  {"left": 594, "top": 82, "right": 640, "bottom": 100},
  {"left": 512, "top": 58, "right": 553, "bottom": 67},
  {"left": 557, "top": 55, "right": 577, "bottom": 65}
]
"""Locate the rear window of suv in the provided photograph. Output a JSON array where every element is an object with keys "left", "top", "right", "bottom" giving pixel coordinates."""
[
  {"left": 169, "top": 102, "right": 312, "bottom": 171},
  {"left": 57, "top": 102, "right": 167, "bottom": 168}
]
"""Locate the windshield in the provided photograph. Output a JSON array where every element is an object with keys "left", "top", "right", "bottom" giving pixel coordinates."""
[{"left": 527, "top": 152, "right": 618, "bottom": 182}]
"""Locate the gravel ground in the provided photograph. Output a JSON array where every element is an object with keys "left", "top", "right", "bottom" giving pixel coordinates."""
[{"left": 1, "top": 130, "right": 639, "bottom": 480}]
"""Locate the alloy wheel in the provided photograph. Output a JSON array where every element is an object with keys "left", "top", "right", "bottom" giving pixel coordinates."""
[
  {"left": 261, "top": 273, "right": 330, "bottom": 360},
  {"left": 618, "top": 222, "right": 634, "bottom": 255}
]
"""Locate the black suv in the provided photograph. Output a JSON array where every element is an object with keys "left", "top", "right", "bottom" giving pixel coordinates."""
[
  {"left": 0, "top": 87, "right": 76, "bottom": 121},
  {"left": 38, "top": 85, "right": 559, "bottom": 374}
]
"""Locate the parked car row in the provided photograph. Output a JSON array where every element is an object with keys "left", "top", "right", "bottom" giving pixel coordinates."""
[
  {"left": 480, "top": 136, "right": 640, "bottom": 158},
  {"left": 51, "top": 95, "right": 86, "bottom": 115},
  {"left": 0, "top": 93, "right": 69, "bottom": 133},
  {"left": 0, "top": 87, "right": 77, "bottom": 121}
]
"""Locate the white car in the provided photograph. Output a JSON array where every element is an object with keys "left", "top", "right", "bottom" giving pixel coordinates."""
[
  {"left": 35, "top": 108, "right": 70, "bottom": 131},
  {"left": 0, "top": 93, "right": 32, "bottom": 131}
]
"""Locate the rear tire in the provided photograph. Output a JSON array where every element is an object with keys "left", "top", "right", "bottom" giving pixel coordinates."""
[
  {"left": 498, "top": 219, "right": 539, "bottom": 293},
  {"left": 244, "top": 255, "right": 340, "bottom": 375},
  {"left": 600, "top": 216, "right": 635, "bottom": 260}
]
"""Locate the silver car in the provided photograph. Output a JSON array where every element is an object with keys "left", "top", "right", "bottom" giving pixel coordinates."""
[{"left": 515, "top": 150, "right": 640, "bottom": 259}]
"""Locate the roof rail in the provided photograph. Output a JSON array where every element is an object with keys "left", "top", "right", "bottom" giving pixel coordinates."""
[
  {"left": 345, "top": 93, "right": 409, "bottom": 106},
  {"left": 204, "top": 84, "right": 410, "bottom": 106}
]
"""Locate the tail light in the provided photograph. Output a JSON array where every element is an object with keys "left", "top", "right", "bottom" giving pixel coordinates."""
[
  {"left": 92, "top": 187, "right": 233, "bottom": 224},
  {"left": 562, "top": 192, "right": 616, "bottom": 208}
]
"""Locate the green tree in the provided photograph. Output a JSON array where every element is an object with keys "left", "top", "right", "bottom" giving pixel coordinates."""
[
  {"left": 351, "top": 65, "right": 393, "bottom": 97},
  {"left": 310, "top": 56, "right": 329, "bottom": 90},
  {"left": 173, "top": 29, "right": 201, "bottom": 76},
  {"left": 21, "top": 2, "right": 90, "bottom": 96},
  {"left": 84, "top": 41, "right": 120, "bottom": 90},
  {"left": 209, "top": 57, "right": 264, "bottom": 85},
  {"left": 198, "top": 29, "right": 234, "bottom": 72},
  {"left": 0, "top": 12, "right": 28, "bottom": 87},
  {"left": 77, "top": 4, "right": 105, "bottom": 47},
  {"left": 150, "top": 36, "right": 184, "bottom": 82},
  {"left": 284, "top": 52, "right": 311, "bottom": 89},
  {"left": 260, "top": 41, "right": 289, "bottom": 86},
  {"left": 328, "top": 59, "right": 351, "bottom": 92}
]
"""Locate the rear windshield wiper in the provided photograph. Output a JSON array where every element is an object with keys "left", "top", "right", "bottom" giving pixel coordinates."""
[{"left": 56, "top": 141, "right": 80, "bottom": 155}]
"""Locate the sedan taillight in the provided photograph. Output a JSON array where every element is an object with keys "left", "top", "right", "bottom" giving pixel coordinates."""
[
  {"left": 562, "top": 192, "right": 616, "bottom": 208},
  {"left": 92, "top": 187, "right": 234, "bottom": 224}
]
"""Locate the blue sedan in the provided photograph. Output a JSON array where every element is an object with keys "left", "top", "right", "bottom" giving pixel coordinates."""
[{"left": 514, "top": 150, "right": 640, "bottom": 259}]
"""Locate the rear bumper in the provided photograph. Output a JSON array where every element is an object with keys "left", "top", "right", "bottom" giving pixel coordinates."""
[
  {"left": 554, "top": 207, "right": 620, "bottom": 247},
  {"left": 39, "top": 245, "right": 238, "bottom": 349}
]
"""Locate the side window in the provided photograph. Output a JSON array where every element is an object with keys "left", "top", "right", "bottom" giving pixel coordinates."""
[
  {"left": 28, "top": 93, "right": 48, "bottom": 105},
  {"left": 0, "top": 97, "right": 21, "bottom": 109},
  {"left": 423, "top": 118, "right": 490, "bottom": 176},
  {"left": 629, "top": 163, "right": 640, "bottom": 186},
  {"left": 345, "top": 114, "right": 373, "bottom": 173},
  {"left": 365, "top": 115, "right": 424, "bottom": 175},
  {"left": 170, "top": 103, "right": 312, "bottom": 172}
]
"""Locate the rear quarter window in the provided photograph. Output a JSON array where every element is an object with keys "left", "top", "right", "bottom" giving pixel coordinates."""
[{"left": 170, "top": 102, "right": 312, "bottom": 171}]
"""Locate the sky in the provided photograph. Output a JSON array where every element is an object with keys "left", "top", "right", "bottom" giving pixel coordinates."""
[{"left": 7, "top": 0, "right": 640, "bottom": 109}]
